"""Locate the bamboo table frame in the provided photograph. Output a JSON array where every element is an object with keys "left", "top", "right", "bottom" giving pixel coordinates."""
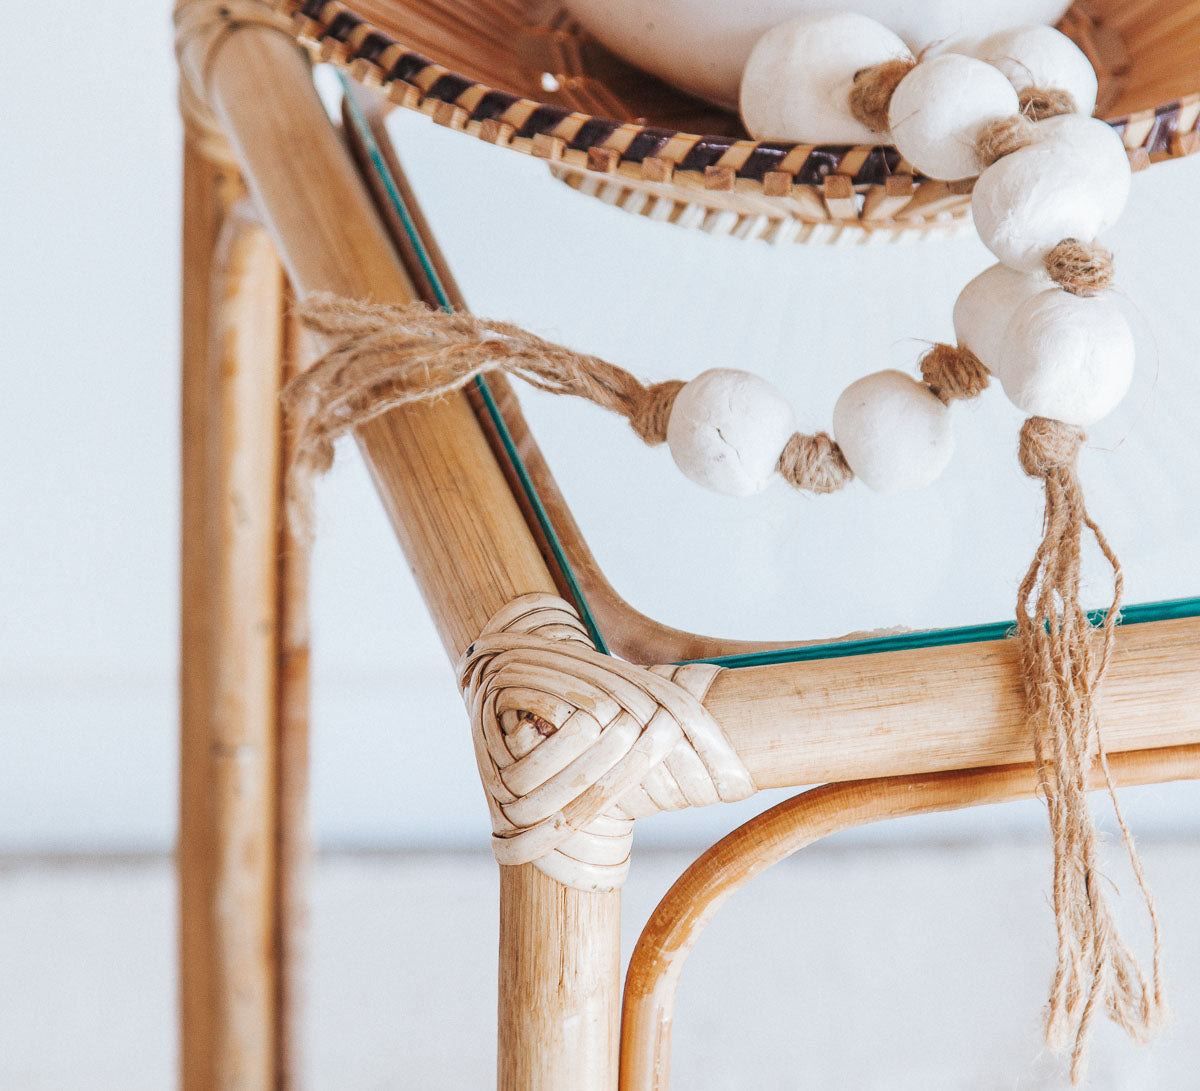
[{"left": 175, "top": 4, "right": 1200, "bottom": 1088}]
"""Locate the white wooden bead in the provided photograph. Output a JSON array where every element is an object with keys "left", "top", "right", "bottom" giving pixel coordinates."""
[
  {"left": 976, "top": 25, "right": 1098, "bottom": 116},
  {"left": 995, "top": 289, "right": 1134, "bottom": 425},
  {"left": 740, "top": 13, "right": 912, "bottom": 144},
  {"left": 667, "top": 368, "right": 796, "bottom": 497},
  {"left": 972, "top": 113, "right": 1131, "bottom": 271},
  {"left": 952, "top": 263, "right": 1051, "bottom": 373},
  {"left": 833, "top": 370, "right": 954, "bottom": 493},
  {"left": 888, "top": 54, "right": 1020, "bottom": 181}
]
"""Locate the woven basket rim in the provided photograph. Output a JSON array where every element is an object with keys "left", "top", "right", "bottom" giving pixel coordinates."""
[
  {"left": 280, "top": 0, "right": 1200, "bottom": 243},
  {"left": 283, "top": 1, "right": 1200, "bottom": 181}
]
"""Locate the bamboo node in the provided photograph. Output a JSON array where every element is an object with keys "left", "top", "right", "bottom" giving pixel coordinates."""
[{"left": 174, "top": 0, "right": 294, "bottom": 103}]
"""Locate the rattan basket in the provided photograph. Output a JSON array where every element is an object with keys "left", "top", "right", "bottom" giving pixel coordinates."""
[{"left": 282, "top": 0, "right": 1200, "bottom": 243}]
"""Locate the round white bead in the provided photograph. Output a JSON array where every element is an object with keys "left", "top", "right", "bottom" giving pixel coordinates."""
[
  {"left": 666, "top": 368, "right": 796, "bottom": 497},
  {"left": 740, "top": 13, "right": 912, "bottom": 144},
  {"left": 995, "top": 289, "right": 1134, "bottom": 425},
  {"left": 976, "top": 25, "right": 1098, "bottom": 117},
  {"left": 972, "top": 113, "right": 1132, "bottom": 272},
  {"left": 888, "top": 54, "right": 1020, "bottom": 181},
  {"left": 833, "top": 370, "right": 955, "bottom": 493},
  {"left": 952, "top": 263, "right": 1051, "bottom": 373}
]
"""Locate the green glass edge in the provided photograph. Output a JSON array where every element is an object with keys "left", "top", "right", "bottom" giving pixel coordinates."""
[
  {"left": 688, "top": 596, "right": 1200, "bottom": 669},
  {"left": 339, "top": 76, "right": 609, "bottom": 653},
  {"left": 339, "top": 74, "right": 1200, "bottom": 671}
]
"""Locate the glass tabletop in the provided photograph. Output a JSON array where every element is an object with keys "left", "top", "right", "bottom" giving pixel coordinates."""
[{"left": 344, "top": 79, "right": 1200, "bottom": 666}]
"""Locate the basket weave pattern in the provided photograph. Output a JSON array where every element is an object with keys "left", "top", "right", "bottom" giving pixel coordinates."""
[{"left": 281, "top": 0, "right": 1200, "bottom": 241}]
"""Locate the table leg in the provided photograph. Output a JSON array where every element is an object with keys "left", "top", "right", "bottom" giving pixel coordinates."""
[{"left": 180, "top": 125, "right": 308, "bottom": 1089}]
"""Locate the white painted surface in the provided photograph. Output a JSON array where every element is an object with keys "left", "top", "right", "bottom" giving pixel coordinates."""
[{"left": 2, "top": 5, "right": 1199, "bottom": 856}]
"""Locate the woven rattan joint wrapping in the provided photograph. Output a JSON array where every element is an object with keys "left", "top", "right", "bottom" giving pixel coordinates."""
[{"left": 457, "top": 594, "right": 755, "bottom": 891}]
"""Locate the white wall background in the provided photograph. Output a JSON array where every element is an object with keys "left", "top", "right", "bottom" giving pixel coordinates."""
[{"left": 3, "top": 4, "right": 1199, "bottom": 857}]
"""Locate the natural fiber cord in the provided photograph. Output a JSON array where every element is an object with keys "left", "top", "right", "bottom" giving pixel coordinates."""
[
  {"left": 920, "top": 342, "right": 990, "bottom": 404},
  {"left": 1045, "top": 238, "right": 1117, "bottom": 295},
  {"left": 1017, "top": 418, "right": 1165, "bottom": 1084},
  {"left": 285, "top": 294, "right": 855, "bottom": 537},
  {"left": 848, "top": 58, "right": 917, "bottom": 132}
]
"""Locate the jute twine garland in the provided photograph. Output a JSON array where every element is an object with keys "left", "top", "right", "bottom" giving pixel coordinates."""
[
  {"left": 284, "top": 294, "right": 860, "bottom": 541},
  {"left": 843, "top": 61, "right": 1163, "bottom": 1083},
  {"left": 286, "top": 287, "right": 1163, "bottom": 1083}
]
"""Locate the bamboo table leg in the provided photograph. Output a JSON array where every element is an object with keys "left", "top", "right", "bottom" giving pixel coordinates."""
[
  {"left": 180, "top": 120, "right": 311, "bottom": 1089},
  {"left": 176, "top": 6, "right": 622, "bottom": 1086}
]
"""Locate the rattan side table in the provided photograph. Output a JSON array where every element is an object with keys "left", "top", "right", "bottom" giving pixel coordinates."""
[{"left": 173, "top": 2, "right": 1200, "bottom": 1087}]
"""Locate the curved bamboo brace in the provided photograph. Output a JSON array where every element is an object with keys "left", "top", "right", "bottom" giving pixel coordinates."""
[{"left": 619, "top": 743, "right": 1200, "bottom": 1091}]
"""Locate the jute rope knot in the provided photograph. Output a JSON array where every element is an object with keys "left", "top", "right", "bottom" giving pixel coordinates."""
[
  {"left": 1015, "top": 414, "right": 1164, "bottom": 1083},
  {"left": 848, "top": 58, "right": 917, "bottom": 133},
  {"left": 1045, "top": 238, "right": 1116, "bottom": 295},
  {"left": 459, "top": 594, "right": 756, "bottom": 891},
  {"left": 920, "top": 342, "right": 990, "bottom": 404},
  {"left": 778, "top": 432, "right": 853, "bottom": 493},
  {"left": 629, "top": 380, "right": 685, "bottom": 444},
  {"left": 1019, "top": 86, "right": 1079, "bottom": 121},
  {"left": 1018, "top": 416, "right": 1085, "bottom": 477},
  {"left": 978, "top": 114, "right": 1037, "bottom": 167}
]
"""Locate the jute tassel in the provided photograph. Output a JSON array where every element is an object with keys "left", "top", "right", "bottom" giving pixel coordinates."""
[{"left": 1016, "top": 417, "right": 1165, "bottom": 1084}]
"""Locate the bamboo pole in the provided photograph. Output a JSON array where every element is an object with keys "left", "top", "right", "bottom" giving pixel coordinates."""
[
  {"left": 186, "top": 18, "right": 622, "bottom": 1089},
  {"left": 620, "top": 742, "right": 1200, "bottom": 1091},
  {"left": 705, "top": 613, "right": 1200, "bottom": 789},
  {"left": 179, "top": 125, "right": 225, "bottom": 1091},
  {"left": 275, "top": 304, "right": 313, "bottom": 1090},
  {"left": 179, "top": 164, "right": 287, "bottom": 1088}
]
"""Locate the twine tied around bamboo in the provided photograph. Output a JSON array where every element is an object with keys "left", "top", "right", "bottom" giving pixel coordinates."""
[{"left": 1016, "top": 416, "right": 1165, "bottom": 1084}]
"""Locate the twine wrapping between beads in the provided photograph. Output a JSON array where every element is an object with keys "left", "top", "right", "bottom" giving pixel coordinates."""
[
  {"left": 848, "top": 57, "right": 917, "bottom": 132},
  {"left": 1019, "top": 86, "right": 1079, "bottom": 121},
  {"left": 977, "top": 114, "right": 1037, "bottom": 167},
  {"left": 1016, "top": 417, "right": 1165, "bottom": 1085},
  {"left": 920, "top": 342, "right": 990, "bottom": 403},
  {"left": 1045, "top": 238, "right": 1116, "bottom": 295}
]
